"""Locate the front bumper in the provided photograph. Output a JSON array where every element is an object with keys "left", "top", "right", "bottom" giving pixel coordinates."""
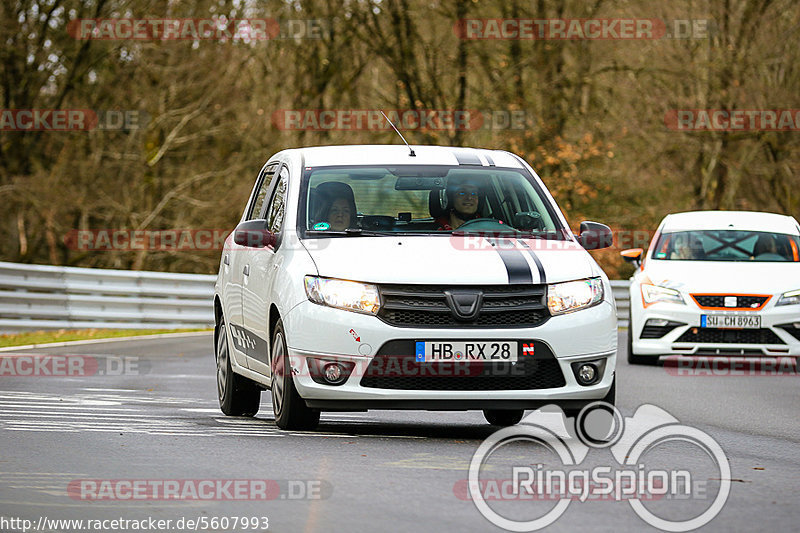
[
  {"left": 281, "top": 299, "right": 617, "bottom": 406},
  {"left": 632, "top": 301, "right": 800, "bottom": 356}
]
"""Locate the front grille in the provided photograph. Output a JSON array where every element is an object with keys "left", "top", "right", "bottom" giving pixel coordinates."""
[
  {"left": 692, "top": 294, "right": 769, "bottom": 309},
  {"left": 693, "top": 348, "right": 764, "bottom": 356},
  {"left": 378, "top": 284, "right": 549, "bottom": 328},
  {"left": 360, "top": 340, "right": 566, "bottom": 391},
  {"left": 675, "top": 328, "right": 785, "bottom": 345}
]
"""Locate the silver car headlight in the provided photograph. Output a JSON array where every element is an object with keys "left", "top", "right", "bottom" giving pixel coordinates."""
[
  {"left": 776, "top": 288, "right": 800, "bottom": 307},
  {"left": 304, "top": 276, "right": 380, "bottom": 315},
  {"left": 641, "top": 283, "right": 685, "bottom": 305},
  {"left": 547, "top": 277, "right": 604, "bottom": 315}
]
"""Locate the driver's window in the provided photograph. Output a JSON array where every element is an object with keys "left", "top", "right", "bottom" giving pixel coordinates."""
[
  {"left": 265, "top": 167, "right": 289, "bottom": 234},
  {"left": 247, "top": 163, "right": 278, "bottom": 220}
]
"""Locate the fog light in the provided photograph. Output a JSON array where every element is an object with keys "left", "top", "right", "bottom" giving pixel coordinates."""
[
  {"left": 324, "top": 363, "right": 343, "bottom": 383},
  {"left": 646, "top": 318, "right": 670, "bottom": 327},
  {"left": 577, "top": 364, "right": 597, "bottom": 385}
]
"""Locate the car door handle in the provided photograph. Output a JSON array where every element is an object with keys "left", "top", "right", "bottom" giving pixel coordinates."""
[
  {"left": 223, "top": 254, "right": 230, "bottom": 265},
  {"left": 243, "top": 264, "right": 250, "bottom": 276}
]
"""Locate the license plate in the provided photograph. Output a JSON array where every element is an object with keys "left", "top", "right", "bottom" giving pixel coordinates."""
[
  {"left": 415, "top": 341, "right": 519, "bottom": 363},
  {"left": 701, "top": 314, "right": 761, "bottom": 329}
]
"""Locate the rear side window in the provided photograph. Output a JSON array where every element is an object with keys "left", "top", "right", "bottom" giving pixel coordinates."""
[
  {"left": 247, "top": 163, "right": 278, "bottom": 220},
  {"left": 266, "top": 166, "right": 289, "bottom": 234}
]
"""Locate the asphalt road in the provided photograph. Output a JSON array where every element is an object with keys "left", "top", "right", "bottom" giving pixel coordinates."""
[{"left": 1, "top": 331, "right": 798, "bottom": 532}]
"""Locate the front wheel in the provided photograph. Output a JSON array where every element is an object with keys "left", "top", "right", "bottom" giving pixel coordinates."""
[
  {"left": 216, "top": 318, "right": 261, "bottom": 416},
  {"left": 483, "top": 409, "right": 524, "bottom": 426},
  {"left": 271, "top": 320, "right": 320, "bottom": 430}
]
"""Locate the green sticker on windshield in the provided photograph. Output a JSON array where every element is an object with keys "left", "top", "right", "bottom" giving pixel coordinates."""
[
  {"left": 656, "top": 252, "right": 666, "bottom": 258},
  {"left": 312, "top": 222, "right": 330, "bottom": 231}
]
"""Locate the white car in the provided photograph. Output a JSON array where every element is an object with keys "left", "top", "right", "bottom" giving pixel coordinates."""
[
  {"left": 622, "top": 211, "right": 800, "bottom": 365},
  {"left": 213, "top": 145, "right": 617, "bottom": 429}
]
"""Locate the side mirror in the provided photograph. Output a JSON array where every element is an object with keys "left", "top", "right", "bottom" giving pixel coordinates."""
[
  {"left": 578, "top": 221, "right": 613, "bottom": 250},
  {"left": 621, "top": 248, "right": 644, "bottom": 268},
  {"left": 233, "top": 219, "right": 276, "bottom": 248}
]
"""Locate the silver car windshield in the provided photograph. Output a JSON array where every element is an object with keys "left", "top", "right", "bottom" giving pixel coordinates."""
[
  {"left": 301, "top": 165, "right": 568, "bottom": 237},
  {"left": 652, "top": 230, "right": 800, "bottom": 262}
]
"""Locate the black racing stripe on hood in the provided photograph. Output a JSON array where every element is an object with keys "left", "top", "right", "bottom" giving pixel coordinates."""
[
  {"left": 518, "top": 240, "right": 547, "bottom": 283},
  {"left": 487, "top": 237, "right": 533, "bottom": 284}
]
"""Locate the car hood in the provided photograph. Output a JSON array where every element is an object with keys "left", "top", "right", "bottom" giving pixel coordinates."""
[
  {"left": 303, "top": 235, "right": 596, "bottom": 285},
  {"left": 641, "top": 260, "right": 800, "bottom": 295}
]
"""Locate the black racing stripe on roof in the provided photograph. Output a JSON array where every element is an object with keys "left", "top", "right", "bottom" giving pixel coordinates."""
[{"left": 451, "top": 149, "right": 483, "bottom": 166}]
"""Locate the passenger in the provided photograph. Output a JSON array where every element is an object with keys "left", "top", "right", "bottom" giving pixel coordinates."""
[
  {"left": 435, "top": 176, "right": 484, "bottom": 230},
  {"left": 313, "top": 182, "right": 357, "bottom": 231},
  {"left": 670, "top": 233, "right": 700, "bottom": 260},
  {"left": 752, "top": 234, "right": 790, "bottom": 260}
]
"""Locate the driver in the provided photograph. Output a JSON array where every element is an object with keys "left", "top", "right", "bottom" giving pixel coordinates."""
[{"left": 436, "top": 176, "right": 484, "bottom": 230}]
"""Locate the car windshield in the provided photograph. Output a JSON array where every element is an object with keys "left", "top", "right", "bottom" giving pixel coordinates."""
[
  {"left": 652, "top": 230, "right": 800, "bottom": 262},
  {"left": 300, "top": 165, "right": 568, "bottom": 237}
]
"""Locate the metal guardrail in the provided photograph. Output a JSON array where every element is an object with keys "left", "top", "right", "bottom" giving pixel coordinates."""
[
  {"left": 0, "top": 261, "right": 216, "bottom": 332},
  {"left": 0, "top": 261, "right": 632, "bottom": 331},
  {"left": 611, "top": 280, "right": 631, "bottom": 327}
]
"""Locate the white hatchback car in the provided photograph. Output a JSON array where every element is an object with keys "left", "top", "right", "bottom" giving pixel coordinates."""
[
  {"left": 214, "top": 145, "right": 617, "bottom": 429},
  {"left": 623, "top": 211, "right": 800, "bottom": 365}
]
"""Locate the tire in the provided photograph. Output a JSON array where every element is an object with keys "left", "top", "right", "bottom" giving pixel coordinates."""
[
  {"left": 602, "top": 376, "right": 616, "bottom": 405},
  {"left": 627, "top": 309, "right": 660, "bottom": 366},
  {"left": 565, "top": 377, "right": 615, "bottom": 419},
  {"left": 216, "top": 318, "right": 261, "bottom": 416},
  {"left": 483, "top": 409, "right": 524, "bottom": 426},
  {"left": 271, "top": 319, "right": 320, "bottom": 430}
]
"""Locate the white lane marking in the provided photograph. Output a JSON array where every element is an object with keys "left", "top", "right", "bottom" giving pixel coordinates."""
[
  {"left": 0, "top": 390, "right": 425, "bottom": 439},
  {"left": 0, "top": 411, "right": 184, "bottom": 419},
  {"left": 0, "top": 498, "right": 207, "bottom": 509},
  {"left": 81, "top": 388, "right": 141, "bottom": 392}
]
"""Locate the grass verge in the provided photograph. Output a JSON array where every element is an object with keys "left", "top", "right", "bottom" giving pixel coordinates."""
[{"left": 0, "top": 328, "right": 211, "bottom": 348}]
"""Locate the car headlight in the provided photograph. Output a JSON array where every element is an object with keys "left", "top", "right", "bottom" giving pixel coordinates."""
[
  {"left": 776, "top": 288, "right": 800, "bottom": 307},
  {"left": 641, "top": 283, "right": 685, "bottom": 305},
  {"left": 304, "top": 276, "right": 380, "bottom": 315},
  {"left": 547, "top": 278, "right": 604, "bottom": 315}
]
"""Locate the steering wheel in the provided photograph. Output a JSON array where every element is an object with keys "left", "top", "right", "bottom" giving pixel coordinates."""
[{"left": 455, "top": 218, "right": 508, "bottom": 231}]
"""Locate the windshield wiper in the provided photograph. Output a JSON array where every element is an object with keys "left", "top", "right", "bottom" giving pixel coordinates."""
[{"left": 305, "top": 229, "right": 393, "bottom": 237}]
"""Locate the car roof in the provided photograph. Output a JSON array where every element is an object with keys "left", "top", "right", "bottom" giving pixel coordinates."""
[
  {"left": 661, "top": 211, "right": 800, "bottom": 235},
  {"left": 277, "top": 145, "right": 526, "bottom": 169}
]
